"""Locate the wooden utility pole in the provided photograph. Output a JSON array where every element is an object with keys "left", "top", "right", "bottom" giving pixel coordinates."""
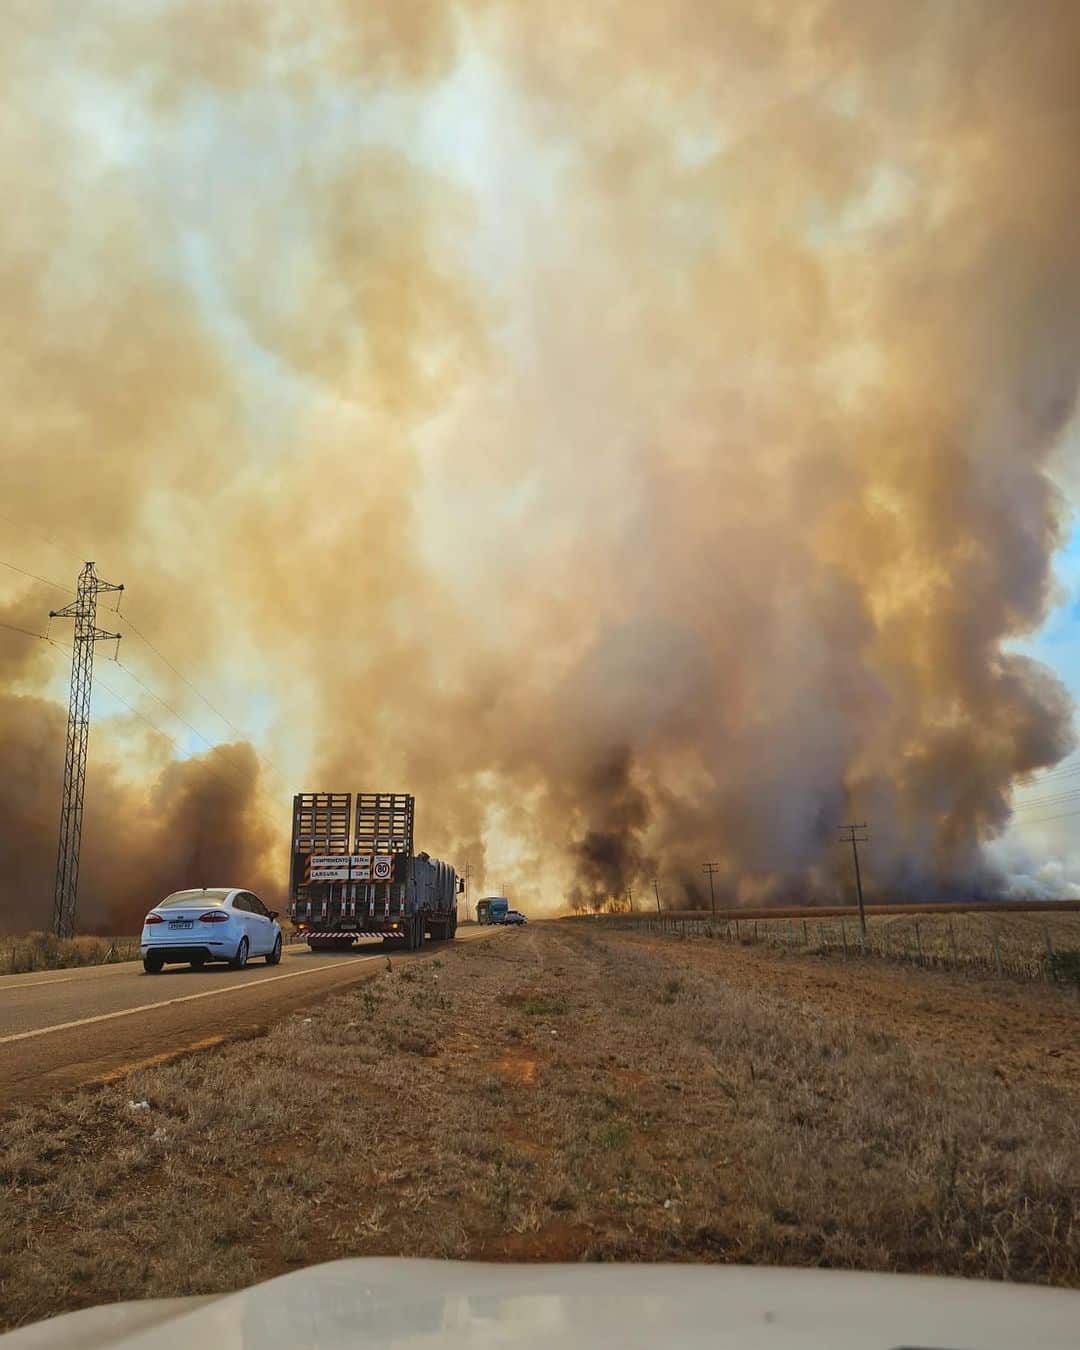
[
  {"left": 652, "top": 877, "right": 661, "bottom": 913},
  {"left": 702, "top": 862, "right": 721, "bottom": 919},
  {"left": 837, "top": 823, "right": 869, "bottom": 939}
]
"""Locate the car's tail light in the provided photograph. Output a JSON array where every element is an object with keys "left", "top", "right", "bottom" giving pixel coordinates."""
[
  {"left": 199, "top": 911, "right": 230, "bottom": 923},
  {"left": 145, "top": 913, "right": 164, "bottom": 925}
]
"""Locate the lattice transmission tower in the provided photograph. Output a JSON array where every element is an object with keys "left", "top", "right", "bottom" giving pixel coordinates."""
[{"left": 49, "top": 562, "right": 124, "bottom": 938}]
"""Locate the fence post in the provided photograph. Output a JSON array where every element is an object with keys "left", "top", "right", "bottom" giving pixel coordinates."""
[
  {"left": 735, "top": 919, "right": 740, "bottom": 942},
  {"left": 841, "top": 920, "right": 848, "bottom": 958},
  {"left": 914, "top": 920, "right": 923, "bottom": 966},
  {"left": 753, "top": 921, "right": 758, "bottom": 942},
  {"left": 802, "top": 920, "right": 808, "bottom": 947},
  {"left": 949, "top": 920, "right": 959, "bottom": 969},
  {"left": 819, "top": 924, "right": 827, "bottom": 953},
  {"left": 992, "top": 932, "right": 1003, "bottom": 978}
]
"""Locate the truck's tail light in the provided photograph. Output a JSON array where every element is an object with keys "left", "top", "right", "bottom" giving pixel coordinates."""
[
  {"left": 199, "top": 911, "right": 230, "bottom": 924},
  {"left": 144, "top": 913, "right": 164, "bottom": 925}
]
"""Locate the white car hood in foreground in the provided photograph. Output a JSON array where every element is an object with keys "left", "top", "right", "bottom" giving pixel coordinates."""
[{"left": 2, "top": 1259, "right": 1076, "bottom": 1349}]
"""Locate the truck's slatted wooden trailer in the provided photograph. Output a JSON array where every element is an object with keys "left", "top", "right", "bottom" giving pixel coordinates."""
[{"left": 288, "top": 792, "right": 462, "bottom": 952}]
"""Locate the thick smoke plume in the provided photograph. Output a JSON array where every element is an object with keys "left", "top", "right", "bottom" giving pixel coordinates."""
[
  {"left": 1, "top": 1, "right": 1079, "bottom": 925},
  {"left": 0, "top": 633, "right": 277, "bottom": 933}
]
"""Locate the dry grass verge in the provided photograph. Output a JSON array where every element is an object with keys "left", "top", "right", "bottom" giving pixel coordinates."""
[
  {"left": 601, "top": 909, "right": 1080, "bottom": 986},
  {"left": 0, "top": 933, "right": 140, "bottom": 976},
  {"left": 0, "top": 925, "right": 1077, "bottom": 1330}
]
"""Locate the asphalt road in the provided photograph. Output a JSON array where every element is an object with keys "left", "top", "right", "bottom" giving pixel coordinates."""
[{"left": 0, "top": 928, "right": 494, "bottom": 1107}]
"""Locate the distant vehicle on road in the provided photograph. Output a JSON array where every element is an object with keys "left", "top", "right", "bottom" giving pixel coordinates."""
[
  {"left": 477, "top": 896, "right": 509, "bottom": 925},
  {"left": 504, "top": 910, "right": 527, "bottom": 926},
  {"left": 141, "top": 888, "right": 282, "bottom": 973}
]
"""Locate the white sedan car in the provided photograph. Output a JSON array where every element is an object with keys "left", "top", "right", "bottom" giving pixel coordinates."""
[{"left": 141, "top": 888, "right": 282, "bottom": 973}]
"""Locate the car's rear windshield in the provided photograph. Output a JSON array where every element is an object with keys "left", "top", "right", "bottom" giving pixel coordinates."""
[{"left": 158, "top": 889, "right": 231, "bottom": 907}]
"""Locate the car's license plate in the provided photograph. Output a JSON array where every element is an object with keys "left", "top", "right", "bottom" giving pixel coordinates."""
[{"left": 168, "top": 920, "right": 193, "bottom": 930}]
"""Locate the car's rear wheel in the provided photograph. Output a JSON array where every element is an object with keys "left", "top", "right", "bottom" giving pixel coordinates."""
[
  {"left": 143, "top": 954, "right": 164, "bottom": 974},
  {"left": 266, "top": 934, "right": 282, "bottom": 965},
  {"left": 230, "top": 937, "right": 249, "bottom": 970}
]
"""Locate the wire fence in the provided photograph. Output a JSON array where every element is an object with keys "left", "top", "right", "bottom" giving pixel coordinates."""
[{"left": 621, "top": 913, "right": 1080, "bottom": 990}]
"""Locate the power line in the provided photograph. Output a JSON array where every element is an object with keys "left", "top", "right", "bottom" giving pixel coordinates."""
[
  {"left": 0, "top": 557, "right": 72, "bottom": 595},
  {"left": 36, "top": 632, "right": 257, "bottom": 789},
  {"left": 115, "top": 657, "right": 236, "bottom": 761},
  {"left": 0, "top": 525, "right": 254, "bottom": 748},
  {"left": 0, "top": 511, "right": 83, "bottom": 567},
  {"left": 1008, "top": 805, "right": 1080, "bottom": 828},
  {"left": 90, "top": 668, "right": 282, "bottom": 839},
  {"left": 1016, "top": 762, "right": 1080, "bottom": 788},
  {"left": 1012, "top": 786, "right": 1080, "bottom": 812},
  {"left": 117, "top": 612, "right": 251, "bottom": 744},
  {"left": 1, "top": 526, "right": 255, "bottom": 750},
  {"left": 0, "top": 618, "right": 50, "bottom": 642},
  {"left": 25, "top": 631, "right": 282, "bottom": 843}
]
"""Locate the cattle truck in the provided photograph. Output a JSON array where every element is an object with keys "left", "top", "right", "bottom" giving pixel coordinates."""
[{"left": 288, "top": 792, "right": 462, "bottom": 952}]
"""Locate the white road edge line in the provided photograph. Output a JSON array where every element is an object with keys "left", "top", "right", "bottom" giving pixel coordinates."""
[
  {"left": 1, "top": 977, "right": 80, "bottom": 992},
  {"left": 0, "top": 942, "right": 330, "bottom": 994},
  {"left": 0, "top": 956, "right": 380, "bottom": 1046}
]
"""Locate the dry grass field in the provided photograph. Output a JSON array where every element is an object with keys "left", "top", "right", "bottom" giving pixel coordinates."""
[
  {"left": 616, "top": 908, "right": 1080, "bottom": 984},
  {"left": 1, "top": 922, "right": 1077, "bottom": 1330},
  {"left": 0, "top": 933, "right": 141, "bottom": 976}
]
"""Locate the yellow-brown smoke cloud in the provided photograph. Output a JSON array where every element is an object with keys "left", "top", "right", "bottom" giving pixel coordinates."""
[{"left": 1, "top": 1, "right": 1078, "bottom": 928}]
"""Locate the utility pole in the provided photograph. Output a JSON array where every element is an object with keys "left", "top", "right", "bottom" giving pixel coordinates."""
[
  {"left": 652, "top": 877, "right": 661, "bottom": 913},
  {"left": 702, "top": 861, "right": 721, "bottom": 918},
  {"left": 463, "top": 860, "right": 472, "bottom": 922},
  {"left": 837, "top": 823, "right": 869, "bottom": 940},
  {"left": 626, "top": 884, "right": 634, "bottom": 912},
  {"left": 48, "top": 562, "right": 123, "bottom": 938}
]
